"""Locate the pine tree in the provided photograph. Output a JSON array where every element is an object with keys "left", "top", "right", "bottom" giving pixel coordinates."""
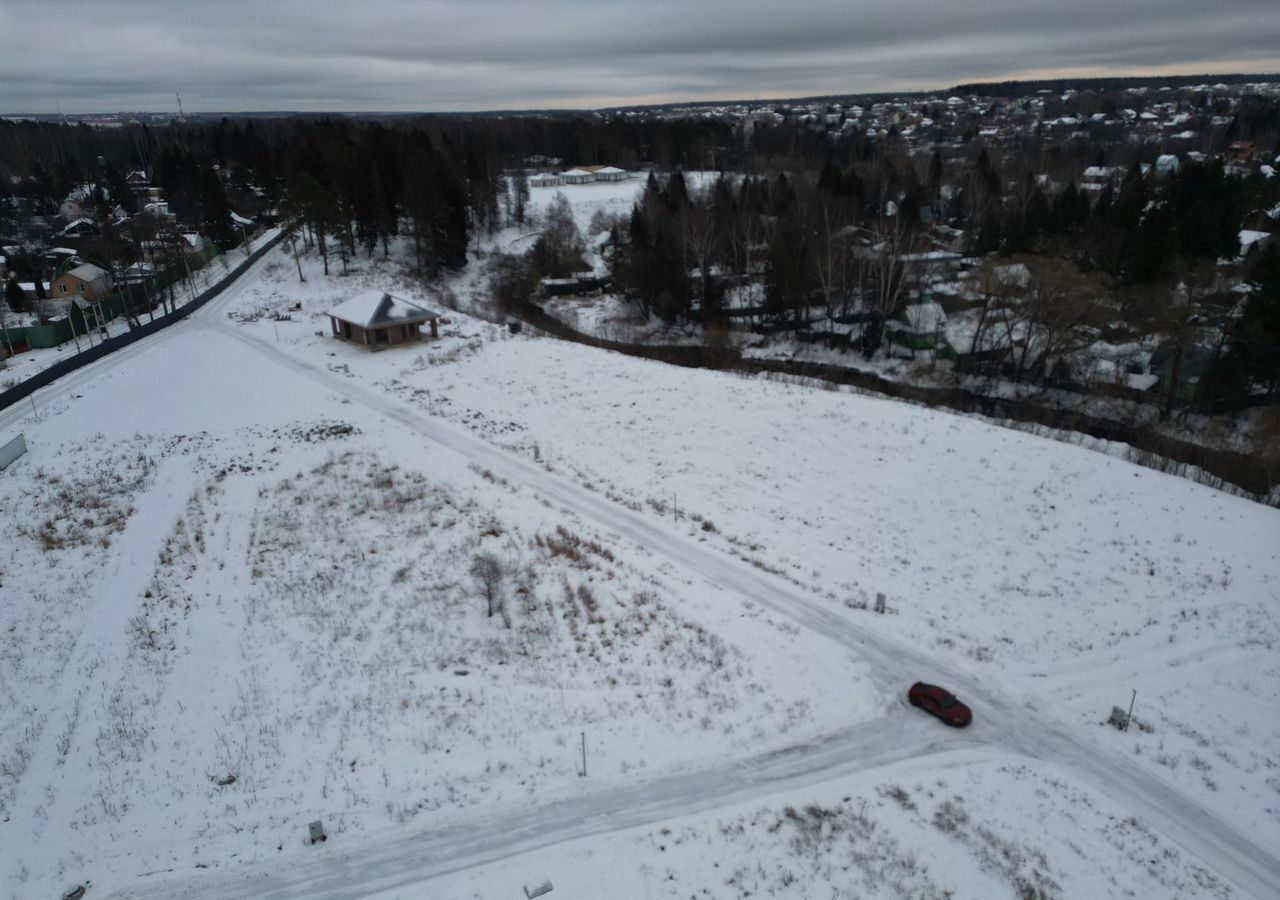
[{"left": 1232, "top": 244, "right": 1280, "bottom": 396}]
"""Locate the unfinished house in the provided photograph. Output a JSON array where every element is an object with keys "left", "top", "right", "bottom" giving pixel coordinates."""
[{"left": 326, "top": 290, "right": 442, "bottom": 350}]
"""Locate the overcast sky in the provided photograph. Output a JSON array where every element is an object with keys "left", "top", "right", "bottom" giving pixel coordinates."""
[{"left": 2, "top": 0, "right": 1278, "bottom": 113}]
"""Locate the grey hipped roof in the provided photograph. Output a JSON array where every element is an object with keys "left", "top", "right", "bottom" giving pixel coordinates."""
[
  {"left": 65, "top": 263, "right": 109, "bottom": 282},
  {"left": 327, "top": 290, "right": 442, "bottom": 328}
]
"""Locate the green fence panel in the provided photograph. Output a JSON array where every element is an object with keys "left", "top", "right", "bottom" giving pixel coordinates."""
[{"left": 2, "top": 319, "right": 72, "bottom": 350}]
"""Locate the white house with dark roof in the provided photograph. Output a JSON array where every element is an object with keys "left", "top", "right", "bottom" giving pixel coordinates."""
[
  {"left": 326, "top": 290, "right": 443, "bottom": 350},
  {"left": 583, "top": 165, "right": 628, "bottom": 181},
  {"left": 59, "top": 183, "right": 100, "bottom": 221}
]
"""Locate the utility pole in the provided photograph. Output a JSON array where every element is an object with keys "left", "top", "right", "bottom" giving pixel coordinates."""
[
  {"left": 67, "top": 302, "right": 82, "bottom": 353},
  {"left": 179, "top": 240, "right": 195, "bottom": 304},
  {"left": 579, "top": 731, "right": 587, "bottom": 777},
  {"left": 1125, "top": 690, "right": 1137, "bottom": 732},
  {"left": 80, "top": 302, "right": 96, "bottom": 348}
]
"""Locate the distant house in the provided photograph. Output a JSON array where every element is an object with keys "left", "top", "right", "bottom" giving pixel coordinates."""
[
  {"left": 326, "top": 290, "right": 443, "bottom": 350},
  {"left": 140, "top": 200, "right": 173, "bottom": 219},
  {"left": 59, "top": 183, "right": 98, "bottom": 221},
  {"left": 1081, "top": 165, "right": 1122, "bottom": 183},
  {"left": 886, "top": 301, "right": 947, "bottom": 351},
  {"left": 1239, "top": 229, "right": 1273, "bottom": 259},
  {"left": 539, "top": 272, "right": 608, "bottom": 299},
  {"left": 61, "top": 217, "right": 99, "bottom": 237},
  {"left": 582, "top": 164, "right": 628, "bottom": 182},
  {"left": 1227, "top": 141, "right": 1255, "bottom": 162},
  {"left": 560, "top": 168, "right": 596, "bottom": 185},
  {"left": 50, "top": 263, "right": 112, "bottom": 302},
  {"left": 179, "top": 232, "right": 213, "bottom": 255},
  {"left": 529, "top": 172, "right": 563, "bottom": 188},
  {"left": 120, "top": 261, "right": 156, "bottom": 285},
  {"left": 59, "top": 197, "right": 89, "bottom": 222},
  {"left": 17, "top": 281, "right": 51, "bottom": 303}
]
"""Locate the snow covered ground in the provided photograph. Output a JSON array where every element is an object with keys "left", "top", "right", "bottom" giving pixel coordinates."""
[{"left": 2, "top": 190, "right": 1278, "bottom": 900}]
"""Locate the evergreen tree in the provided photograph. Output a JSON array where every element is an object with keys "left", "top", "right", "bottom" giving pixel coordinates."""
[
  {"left": 196, "top": 167, "right": 234, "bottom": 247},
  {"left": 1232, "top": 244, "right": 1280, "bottom": 396},
  {"left": 530, "top": 192, "right": 584, "bottom": 278},
  {"left": 5, "top": 277, "right": 29, "bottom": 313}
]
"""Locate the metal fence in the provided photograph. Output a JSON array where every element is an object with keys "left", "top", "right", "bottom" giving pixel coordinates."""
[
  {"left": 0, "top": 232, "right": 286, "bottom": 413},
  {"left": 0, "top": 433, "right": 27, "bottom": 469}
]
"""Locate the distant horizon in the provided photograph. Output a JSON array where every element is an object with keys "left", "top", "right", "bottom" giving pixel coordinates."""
[
  {"left": 2, "top": 0, "right": 1278, "bottom": 115},
  {"left": 4, "top": 69, "right": 1279, "bottom": 120}
]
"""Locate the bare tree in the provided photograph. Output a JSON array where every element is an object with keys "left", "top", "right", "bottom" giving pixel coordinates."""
[
  {"left": 531, "top": 192, "right": 585, "bottom": 277},
  {"left": 807, "top": 196, "right": 858, "bottom": 332},
  {"left": 857, "top": 219, "right": 914, "bottom": 357},
  {"left": 681, "top": 197, "right": 721, "bottom": 315},
  {"left": 977, "top": 255, "right": 1103, "bottom": 383},
  {"left": 726, "top": 206, "right": 766, "bottom": 322},
  {"left": 470, "top": 553, "right": 506, "bottom": 622},
  {"left": 285, "top": 228, "right": 306, "bottom": 283}
]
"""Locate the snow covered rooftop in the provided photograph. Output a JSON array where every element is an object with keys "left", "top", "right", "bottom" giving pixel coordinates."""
[
  {"left": 327, "top": 290, "right": 442, "bottom": 327},
  {"left": 65, "top": 263, "right": 108, "bottom": 281},
  {"left": 901, "top": 302, "right": 946, "bottom": 332},
  {"left": 992, "top": 263, "right": 1031, "bottom": 288},
  {"left": 1239, "top": 230, "right": 1272, "bottom": 254}
]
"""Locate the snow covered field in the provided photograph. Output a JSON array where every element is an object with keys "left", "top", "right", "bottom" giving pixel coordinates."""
[{"left": 2, "top": 183, "right": 1278, "bottom": 900}]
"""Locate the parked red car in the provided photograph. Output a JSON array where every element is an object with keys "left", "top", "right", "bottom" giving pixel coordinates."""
[{"left": 908, "top": 682, "right": 973, "bottom": 727}]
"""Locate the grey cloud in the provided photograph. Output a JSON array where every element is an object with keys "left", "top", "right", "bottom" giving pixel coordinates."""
[{"left": 0, "top": 0, "right": 1277, "bottom": 112}]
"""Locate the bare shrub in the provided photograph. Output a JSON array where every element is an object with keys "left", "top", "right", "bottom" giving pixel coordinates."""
[{"left": 470, "top": 553, "right": 506, "bottom": 621}]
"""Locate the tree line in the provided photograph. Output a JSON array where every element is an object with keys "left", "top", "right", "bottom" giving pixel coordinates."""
[{"left": 2, "top": 102, "right": 1277, "bottom": 410}]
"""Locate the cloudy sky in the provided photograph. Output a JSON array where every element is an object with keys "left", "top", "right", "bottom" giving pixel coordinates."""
[{"left": 2, "top": 0, "right": 1278, "bottom": 113}]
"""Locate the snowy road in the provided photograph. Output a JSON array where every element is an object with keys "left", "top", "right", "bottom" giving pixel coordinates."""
[
  {"left": 0, "top": 239, "right": 286, "bottom": 436},
  {"left": 52, "top": 252, "right": 1278, "bottom": 899},
  {"left": 123, "top": 714, "right": 972, "bottom": 900}
]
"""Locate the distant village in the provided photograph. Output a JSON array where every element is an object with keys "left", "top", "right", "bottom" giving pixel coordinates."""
[
  {"left": 2, "top": 77, "right": 1278, "bottom": 420},
  {"left": 1, "top": 142, "right": 269, "bottom": 355}
]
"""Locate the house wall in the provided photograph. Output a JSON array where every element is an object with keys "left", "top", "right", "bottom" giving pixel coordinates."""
[
  {"left": 50, "top": 274, "right": 109, "bottom": 301},
  {"left": 329, "top": 318, "right": 428, "bottom": 350}
]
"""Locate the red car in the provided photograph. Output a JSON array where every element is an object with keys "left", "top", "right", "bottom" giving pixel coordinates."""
[{"left": 908, "top": 682, "right": 973, "bottom": 727}]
